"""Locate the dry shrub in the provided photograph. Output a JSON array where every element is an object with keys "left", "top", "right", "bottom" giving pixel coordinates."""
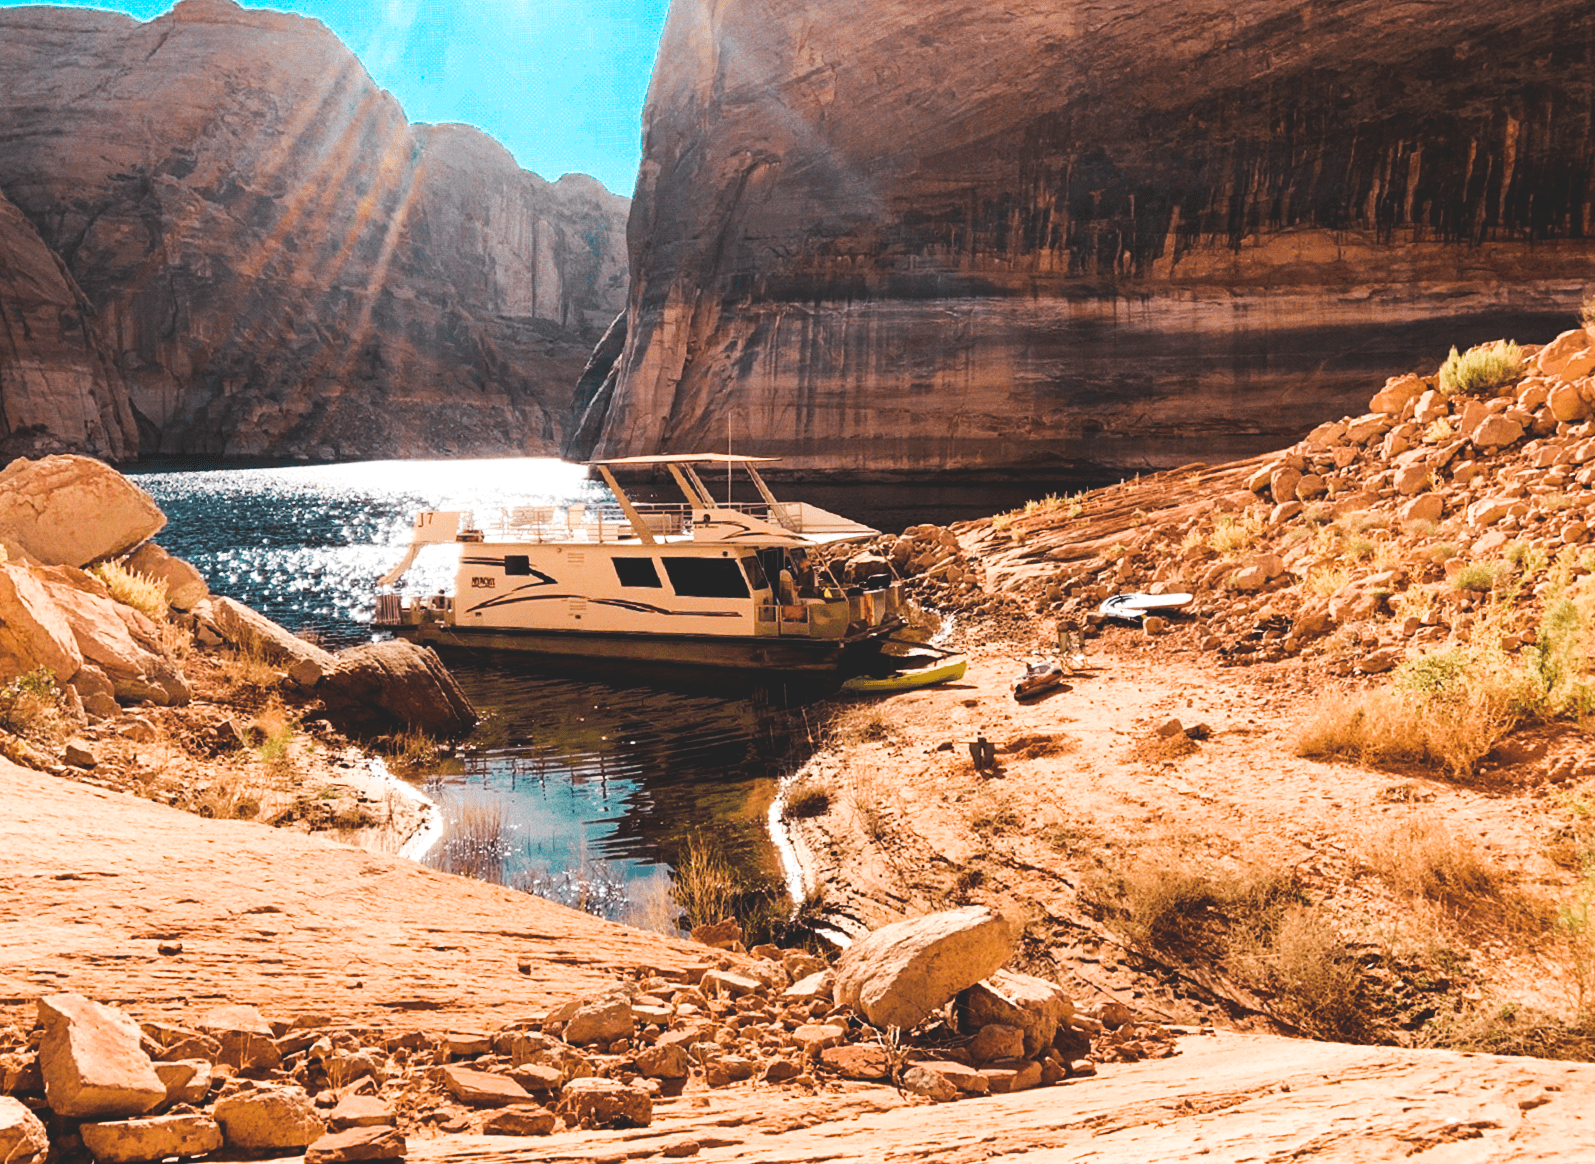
[
  {"left": 384, "top": 728, "right": 442, "bottom": 777},
  {"left": 1437, "top": 339, "right": 1523, "bottom": 396},
  {"left": 220, "top": 640, "right": 282, "bottom": 694},
  {"left": 669, "top": 831, "right": 739, "bottom": 931},
  {"left": 1296, "top": 647, "right": 1522, "bottom": 779},
  {"left": 187, "top": 777, "right": 264, "bottom": 821},
  {"left": 1242, "top": 905, "right": 1375, "bottom": 1043},
  {"left": 435, "top": 799, "right": 509, "bottom": 883},
  {"left": 847, "top": 768, "right": 892, "bottom": 843},
  {"left": 0, "top": 666, "right": 69, "bottom": 747},
  {"left": 91, "top": 560, "right": 168, "bottom": 622},
  {"left": 1362, "top": 817, "right": 1506, "bottom": 918},
  {"left": 830, "top": 706, "right": 897, "bottom": 746},
  {"left": 968, "top": 787, "right": 1023, "bottom": 835},
  {"left": 1420, "top": 1003, "right": 1595, "bottom": 1061},
  {"left": 782, "top": 776, "right": 832, "bottom": 821}
]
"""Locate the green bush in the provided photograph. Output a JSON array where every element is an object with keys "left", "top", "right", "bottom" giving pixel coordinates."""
[
  {"left": 1437, "top": 340, "right": 1523, "bottom": 397},
  {"left": 1453, "top": 560, "right": 1509, "bottom": 592}
]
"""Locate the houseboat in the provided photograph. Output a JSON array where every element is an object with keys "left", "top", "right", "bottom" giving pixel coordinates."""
[{"left": 371, "top": 454, "right": 906, "bottom": 673}]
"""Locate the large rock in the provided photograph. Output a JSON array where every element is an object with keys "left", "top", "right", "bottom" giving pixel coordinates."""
[
  {"left": 38, "top": 575, "right": 189, "bottom": 705},
  {"left": 832, "top": 906, "right": 1017, "bottom": 1031},
  {"left": 211, "top": 1085, "right": 323, "bottom": 1152},
  {"left": 0, "top": 563, "right": 82, "bottom": 683},
  {"left": 201, "top": 596, "right": 334, "bottom": 672},
  {"left": 123, "top": 544, "right": 208, "bottom": 612},
  {"left": 957, "top": 969, "right": 1075, "bottom": 1057},
  {"left": 561, "top": 996, "right": 634, "bottom": 1047},
  {"left": 573, "top": 0, "right": 1595, "bottom": 478},
  {"left": 303, "top": 1126, "right": 406, "bottom": 1164},
  {"left": 315, "top": 640, "right": 477, "bottom": 738},
  {"left": 0, "top": 3, "right": 628, "bottom": 461},
  {"left": 0, "top": 456, "right": 163, "bottom": 566},
  {"left": 0, "top": 1096, "right": 48, "bottom": 1164},
  {"left": 36, "top": 993, "right": 165, "bottom": 1119},
  {"left": 441, "top": 1066, "right": 530, "bottom": 1109},
  {"left": 557, "top": 1077, "right": 652, "bottom": 1129},
  {"left": 79, "top": 1114, "right": 222, "bottom": 1164}
]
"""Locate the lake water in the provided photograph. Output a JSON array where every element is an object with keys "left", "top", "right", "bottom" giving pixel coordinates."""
[{"left": 127, "top": 457, "right": 1055, "bottom": 922}]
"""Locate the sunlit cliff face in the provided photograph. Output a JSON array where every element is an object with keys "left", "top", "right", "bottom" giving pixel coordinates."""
[
  {"left": 0, "top": 0, "right": 629, "bottom": 460},
  {"left": 577, "top": 0, "right": 1595, "bottom": 479}
]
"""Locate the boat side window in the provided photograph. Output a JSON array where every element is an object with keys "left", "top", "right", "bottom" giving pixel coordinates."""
[
  {"left": 662, "top": 557, "right": 750, "bottom": 599},
  {"left": 503, "top": 555, "right": 532, "bottom": 576},
  {"left": 740, "top": 554, "right": 770, "bottom": 592},
  {"left": 613, "top": 557, "right": 663, "bottom": 588}
]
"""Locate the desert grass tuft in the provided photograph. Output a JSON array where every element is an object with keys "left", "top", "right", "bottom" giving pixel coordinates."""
[
  {"left": 1362, "top": 817, "right": 1508, "bottom": 919},
  {"left": 435, "top": 798, "right": 510, "bottom": 883},
  {"left": 91, "top": 560, "right": 169, "bottom": 622},
  {"left": 1437, "top": 340, "right": 1524, "bottom": 397},
  {"left": 781, "top": 775, "right": 832, "bottom": 821}
]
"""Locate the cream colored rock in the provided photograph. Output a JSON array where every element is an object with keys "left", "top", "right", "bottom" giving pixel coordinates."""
[
  {"left": 1369, "top": 373, "right": 1425, "bottom": 415},
  {"left": 1268, "top": 467, "right": 1301, "bottom": 505},
  {"left": 0, "top": 563, "right": 82, "bottom": 683},
  {"left": 122, "top": 544, "right": 207, "bottom": 611},
  {"left": 1394, "top": 462, "right": 1433, "bottom": 495},
  {"left": 79, "top": 1114, "right": 221, "bottom": 1164},
  {"left": 195, "top": 1005, "right": 280, "bottom": 1073},
  {"left": 152, "top": 1060, "right": 211, "bottom": 1108},
  {"left": 959, "top": 969, "right": 1074, "bottom": 1057},
  {"left": 0, "top": 1096, "right": 48, "bottom": 1164},
  {"left": 38, "top": 577, "right": 188, "bottom": 706},
  {"left": 1469, "top": 413, "right": 1525, "bottom": 448},
  {"left": 0, "top": 456, "right": 163, "bottom": 567},
  {"left": 37, "top": 994, "right": 164, "bottom": 1119},
  {"left": 1549, "top": 382, "right": 1592, "bottom": 423},
  {"left": 562, "top": 996, "right": 634, "bottom": 1046},
  {"left": 212, "top": 1085, "right": 323, "bottom": 1152},
  {"left": 202, "top": 596, "right": 333, "bottom": 671},
  {"left": 1413, "top": 389, "right": 1447, "bottom": 423},
  {"left": 833, "top": 906, "right": 1016, "bottom": 1031}
]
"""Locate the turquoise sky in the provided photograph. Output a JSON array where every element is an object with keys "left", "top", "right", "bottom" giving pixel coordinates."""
[{"left": 1, "top": 0, "right": 671, "bottom": 195}]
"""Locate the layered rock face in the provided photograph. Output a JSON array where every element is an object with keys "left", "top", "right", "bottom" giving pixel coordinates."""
[
  {"left": 576, "top": 0, "right": 1595, "bottom": 478},
  {"left": 0, "top": 0, "right": 628, "bottom": 460}
]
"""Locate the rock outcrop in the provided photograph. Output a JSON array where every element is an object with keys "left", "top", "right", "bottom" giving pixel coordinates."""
[
  {"left": 832, "top": 906, "right": 1016, "bottom": 1030},
  {"left": 313, "top": 640, "right": 478, "bottom": 739},
  {"left": 577, "top": 0, "right": 1595, "bottom": 478},
  {"left": 0, "top": 0, "right": 628, "bottom": 461},
  {"left": 0, "top": 456, "right": 164, "bottom": 568}
]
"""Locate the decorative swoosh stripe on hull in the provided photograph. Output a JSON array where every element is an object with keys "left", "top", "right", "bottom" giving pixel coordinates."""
[{"left": 466, "top": 591, "right": 739, "bottom": 618}]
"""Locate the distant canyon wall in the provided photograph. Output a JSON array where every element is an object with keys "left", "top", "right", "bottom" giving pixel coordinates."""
[
  {"left": 575, "top": 0, "right": 1595, "bottom": 478},
  {"left": 0, "top": 0, "right": 629, "bottom": 461}
]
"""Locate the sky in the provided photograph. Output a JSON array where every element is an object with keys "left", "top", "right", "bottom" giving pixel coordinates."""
[{"left": 1, "top": 0, "right": 672, "bottom": 195}]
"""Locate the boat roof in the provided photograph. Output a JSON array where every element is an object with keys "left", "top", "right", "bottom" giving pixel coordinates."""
[{"left": 588, "top": 453, "right": 781, "bottom": 467}]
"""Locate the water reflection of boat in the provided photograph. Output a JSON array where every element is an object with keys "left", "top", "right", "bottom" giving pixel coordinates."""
[{"left": 373, "top": 454, "right": 904, "bottom": 673}]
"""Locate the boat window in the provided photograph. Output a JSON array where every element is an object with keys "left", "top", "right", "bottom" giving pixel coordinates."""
[
  {"left": 662, "top": 557, "right": 750, "bottom": 599},
  {"left": 503, "top": 555, "right": 532, "bottom": 576},
  {"left": 741, "top": 554, "right": 770, "bottom": 592},
  {"left": 613, "top": 557, "right": 663, "bottom": 588}
]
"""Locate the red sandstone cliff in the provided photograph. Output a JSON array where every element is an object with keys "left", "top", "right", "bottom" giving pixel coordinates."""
[
  {"left": 574, "top": 0, "right": 1595, "bottom": 478},
  {"left": 0, "top": 0, "right": 629, "bottom": 461}
]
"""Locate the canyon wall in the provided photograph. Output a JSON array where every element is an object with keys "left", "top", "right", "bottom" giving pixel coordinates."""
[
  {"left": 576, "top": 0, "right": 1595, "bottom": 478},
  {"left": 0, "top": 0, "right": 629, "bottom": 460}
]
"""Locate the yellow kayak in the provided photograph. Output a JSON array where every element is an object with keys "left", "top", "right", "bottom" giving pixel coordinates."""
[{"left": 840, "top": 654, "right": 967, "bottom": 695}]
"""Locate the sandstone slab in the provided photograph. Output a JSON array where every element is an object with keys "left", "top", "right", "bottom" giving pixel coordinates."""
[
  {"left": 0, "top": 563, "right": 82, "bottom": 683},
  {"left": 37, "top": 993, "right": 164, "bottom": 1119},
  {"left": 204, "top": 596, "right": 334, "bottom": 672},
  {"left": 819, "top": 1044, "right": 891, "bottom": 1080},
  {"left": 79, "top": 1114, "right": 221, "bottom": 1164},
  {"left": 0, "top": 1096, "right": 48, "bottom": 1164},
  {"left": 833, "top": 906, "right": 1015, "bottom": 1031},
  {"left": 480, "top": 1106, "right": 555, "bottom": 1137},
  {"left": 304, "top": 1125, "right": 406, "bottom": 1164},
  {"left": 442, "top": 1066, "right": 530, "bottom": 1108},
  {"left": 327, "top": 1094, "right": 393, "bottom": 1130},
  {"left": 561, "top": 996, "right": 634, "bottom": 1046}
]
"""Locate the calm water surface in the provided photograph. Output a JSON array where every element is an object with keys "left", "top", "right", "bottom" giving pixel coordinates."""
[{"left": 128, "top": 457, "right": 1054, "bottom": 919}]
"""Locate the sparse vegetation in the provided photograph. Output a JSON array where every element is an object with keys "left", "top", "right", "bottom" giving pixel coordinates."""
[
  {"left": 0, "top": 666, "right": 67, "bottom": 745},
  {"left": 782, "top": 776, "right": 832, "bottom": 820},
  {"left": 434, "top": 798, "right": 510, "bottom": 883},
  {"left": 1437, "top": 340, "right": 1524, "bottom": 397},
  {"left": 1362, "top": 817, "right": 1507, "bottom": 917},
  {"left": 1208, "top": 510, "right": 1264, "bottom": 557},
  {"left": 90, "top": 560, "right": 169, "bottom": 622}
]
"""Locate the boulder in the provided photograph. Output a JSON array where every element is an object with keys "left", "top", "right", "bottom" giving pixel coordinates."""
[
  {"left": 898, "top": 1064, "right": 958, "bottom": 1102},
  {"left": 37, "top": 578, "right": 188, "bottom": 705},
  {"left": 480, "top": 1106, "right": 556, "bottom": 1137},
  {"left": 1399, "top": 493, "right": 1444, "bottom": 525},
  {"left": 1369, "top": 374, "right": 1425, "bottom": 415},
  {"left": 151, "top": 1060, "right": 211, "bottom": 1108},
  {"left": 123, "top": 544, "right": 208, "bottom": 611},
  {"left": 79, "top": 1114, "right": 222, "bottom": 1164},
  {"left": 634, "top": 1043, "right": 690, "bottom": 1080},
  {"left": 967, "top": 1023, "right": 1025, "bottom": 1063},
  {"left": 1550, "top": 382, "right": 1592, "bottom": 423},
  {"left": 327, "top": 1095, "right": 394, "bottom": 1130},
  {"left": 442, "top": 1066, "right": 531, "bottom": 1108},
  {"left": 1268, "top": 467, "right": 1301, "bottom": 505},
  {"left": 557, "top": 1077, "right": 652, "bottom": 1129},
  {"left": 561, "top": 996, "right": 634, "bottom": 1046},
  {"left": 303, "top": 1126, "right": 406, "bottom": 1164},
  {"left": 0, "top": 563, "right": 82, "bottom": 683},
  {"left": 0, "top": 456, "right": 164, "bottom": 567},
  {"left": 211, "top": 1085, "right": 323, "bottom": 1152},
  {"left": 37, "top": 993, "right": 165, "bottom": 1119},
  {"left": 959, "top": 970, "right": 1074, "bottom": 1057},
  {"left": 195, "top": 1005, "right": 280, "bottom": 1074},
  {"left": 782, "top": 970, "right": 832, "bottom": 1002},
  {"left": 201, "top": 597, "right": 334, "bottom": 671},
  {"left": 832, "top": 906, "right": 1016, "bottom": 1031},
  {"left": 689, "top": 918, "right": 743, "bottom": 949},
  {"left": 700, "top": 969, "right": 760, "bottom": 998},
  {"left": 315, "top": 640, "right": 476, "bottom": 738},
  {"left": 0, "top": 1096, "right": 48, "bottom": 1164},
  {"left": 1468, "top": 413, "right": 1525, "bottom": 449},
  {"left": 1535, "top": 329, "right": 1595, "bottom": 379}
]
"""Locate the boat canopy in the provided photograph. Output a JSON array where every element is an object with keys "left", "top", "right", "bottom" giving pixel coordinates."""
[{"left": 588, "top": 454, "right": 781, "bottom": 466}]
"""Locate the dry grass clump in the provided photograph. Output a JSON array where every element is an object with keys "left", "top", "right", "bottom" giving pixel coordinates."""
[
  {"left": 781, "top": 775, "right": 832, "bottom": 821},
  {"left": 186, "top": 776, "right": 265, "bottom": 821},
  {"left": 1420, "top": 1003, "right": 1595, "bottom": 1061},
  {"left": 220, "top": 641, "right": 282, "bottom": 696},
  {"left": 91, "top": 560, "right": 169, "bottom": 622},
  {"left": 1004, "top": 731, "right": 1077, "bottom": 760},
  {"left": 667, "top": 831, "right": 804, "bottom": 947},
  {"left": 1242, "top": 905, "right": 1376, "bottom": 1043},
  {"left": 847, "top": 768, "right": 893, "bottom": 843},
  {"left": 383, "top": 728, "right": 443, "bottom": 777},
  {"left": 0, "top": 666, "right": 69, "bottom": 747},
  {"left": 669, "top": 831, "right": 740, "bottom": 931},
  {"left": 1437, "top": 340, "right": 1523, "bottom": 396},
  {"left": 1361, "top": 817, "right": 1509, "bottom": 918},
  {"left": 1207, "top": 510, "right": 1264, "bottom": 558},
  {"left": 968, "top": 787, "right": 1023, "bottom": 835},
  {"left": 434, "top": 798, "right": 510, "bottom": 883},
  {"left": 830, "top": 706, "right": 897, "bottom": 746}
]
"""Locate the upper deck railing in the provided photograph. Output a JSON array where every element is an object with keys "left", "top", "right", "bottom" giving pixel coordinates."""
[{"left": 465, "top": 500, "right": 809, "bottom": 544}]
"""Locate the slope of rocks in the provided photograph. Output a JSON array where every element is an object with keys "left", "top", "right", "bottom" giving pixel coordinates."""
[
  {"left": 0, "top": 0, "right": 628, "bottom": 461},
  {"left": 577, "top": 0, "right": 1595, "bottom": 477}
]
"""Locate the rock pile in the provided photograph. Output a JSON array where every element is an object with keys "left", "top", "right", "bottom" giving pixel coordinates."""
[
  {"left": 0, "top": 913, "right": 1172, "bottom": 1161},
  {"left": 962, "top": 327, "right": 1595, "bottom": 674}
]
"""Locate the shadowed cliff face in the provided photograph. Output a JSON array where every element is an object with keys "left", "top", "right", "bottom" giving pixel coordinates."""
[
  {"left": 0, "top": 0, "right": 629, "bottom": 460},
  {"left": 577, "top": 0, "right": 1595, "bottom": 478}
]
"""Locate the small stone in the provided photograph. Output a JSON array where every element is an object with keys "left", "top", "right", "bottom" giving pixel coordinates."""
[
  {"left": 480, "top": 1105, "right": 555, "bottom": 1137},
  {"left": 662, "top": 1139, "right": 702, "bottom": 1158},
  {"left": 907, "top": 1060, "right": 987, "bottom": 1094},
  {"left": 1142, "top": 615, "right": 1168, "bottom": 635},
  {"left": 983, "top": 1059, "right": 1044, "bottom": 1093},
  {"left": 303, "top": 1125, "right": 407, "bottom": 1163},
  {"left": 0, "top": 1096, "right": 48, "bottom": 1164},
  {"left": 780, "top": 971, "right": 832, "bottom": 1003},
  {"left": 63, "top": 739, "right": 98, "bottom": 769},
  {"left": 562, "top": 997, "right": 634, "bottom": 1047},
  {"left": 155, "top": 941, "right": 182, "bottom": 957},
  {"left": 1069, "top": 1059, "right": 1097, "bottom": 1077},
  {"left": 441, "top": 1032, "right": 491, "bottom": 1058},
  {"left": 1096, "top": 1001, "right": 1133, "bottom": 1030},
  {"left": 558, "top": 1077, "right": 652, "bottom": 1129},
  {"left": 689, "top": 919, "right": 743, "bottom": 950},
  {"left": 762, "top": 1059, "right": 802, "bottom": 1083},
  {"left": 212, "top": 1085, "right": 323, "bottom": 1152},
  {"left": 327, "top": 1094, "right": 394, "bottom": 1130},
  {"left": 79, "top": 1114, "right": 222, "bottom": 1164},
  {"left": 152, "top": 1060, "right": 210, "bottom": 1107},
  {"left": 899, "top": 1065, "right": 958, "bottom": 1102},
  {"left": 819, "top": 1044, "right": 892, "bottom": 1080},
  {"left": 792, "top": 1023, "right": 846, "bottom": 1053},
  {"left": 700, "top": 970, "right": 761, "bottom": 999},
  {"left": 1358, "top": 647, "right": 1402, "bottom": 674},
  {"left": 633, "top": 1043, "right": 690, "bottom": 1080},
  {"left": 968, "top": 1024, "right": 1024, "bottom": 1063}
]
